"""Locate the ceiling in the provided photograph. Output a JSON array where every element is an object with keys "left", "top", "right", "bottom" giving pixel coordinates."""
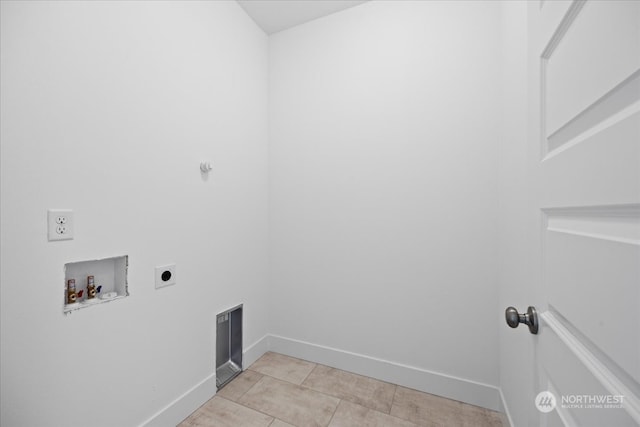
[{"left": 237, "top": 0, "right": 369, "bottom": 35}]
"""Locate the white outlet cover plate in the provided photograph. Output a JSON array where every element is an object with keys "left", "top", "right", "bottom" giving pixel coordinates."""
[
  {"left": 155, "top": 264, "right": 176, "bottom": 289},
  {"left": 47, "top": 209, "right": 74, "bottom": 241}
]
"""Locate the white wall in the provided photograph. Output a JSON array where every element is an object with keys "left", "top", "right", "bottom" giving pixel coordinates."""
[
  {"left": 269, "top": 0, "right": 502, "bottom": 404},
  {"left": 0, "top": 1, "right": 268, "bottom": 426},
  {"left": 1, "top": 0, "right": 535, "bottom": 423}
]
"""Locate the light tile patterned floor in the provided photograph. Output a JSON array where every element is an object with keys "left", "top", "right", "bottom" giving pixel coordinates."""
[{"left": 179, "top": 352, "right": 504, "bottom": 427}]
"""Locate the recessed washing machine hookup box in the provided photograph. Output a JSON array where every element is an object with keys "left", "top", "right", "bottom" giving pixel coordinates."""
[
  {"left": 216, "top": 304, "right": 243, "bottom": 390},
  {"left": 63, "top": 255, "right": 128, "bottom": 314}
]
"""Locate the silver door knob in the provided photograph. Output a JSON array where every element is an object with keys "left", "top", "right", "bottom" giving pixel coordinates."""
[{"left": 505, "top": 306, "right": 539, "bottom": 334}]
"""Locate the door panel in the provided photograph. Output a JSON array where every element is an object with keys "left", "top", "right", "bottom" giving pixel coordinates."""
[
  {"left": 544, "top": 219, "right": 640, "bottom": 382},
  {"left": 542, "top": 111, "right": 640, "bottom": 206},
  {"left": 540, "top": 327, "right": 637, "bottom": 426},
  {"left": 544, "top": 0, "right": 640, "bottom": 136},
  {"left": 530, "top": 0, "right": 640, "bottom": 425},
  {"left": 539, "top": 0, "right": 574, "bottom": 46}
]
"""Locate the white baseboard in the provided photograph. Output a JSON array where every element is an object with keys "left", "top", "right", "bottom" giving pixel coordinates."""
[
  {"left": 498, "top": 387, "right": 514, "bottom": 426},
  {"left": 139, "top": 372, "right": 217, "bottom": 427},
  {"left": 268, "top": 334, "right": 502, "bottom": 412},
  {"left": 243, "top": 334, "right": 270, "bottom": 369},
  {"left": 139, "top": 335, "right": 270, "bottom": 427},
  {"left": 139, "top": 333, "right": 504, "bottom": 426}
]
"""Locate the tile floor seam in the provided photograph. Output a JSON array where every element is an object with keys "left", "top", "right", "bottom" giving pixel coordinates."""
[
  {"left": 249, "top": 369, "right": 302, "bottom": 387},
  {"left": 382, "top": 407, "right": 422, "bottom": 427},
  {"left": 303, "top": 364, "right": 398, "bottom": 414},
  {"left": 390, "top": 384, "right": 399, "bottom": 413},
  {"left": 299, "top": 362, "right": 317, "bottom": 385},
  {"left": 248, "top": 369, "right": 351, "bottom": 406},
  {"left": 255, "top": 368, "right": 401, "bottom": 417},
  {"left": 237, "top": 375, "right": 342, "bottom": 427},
  {"left": 254, "top": 355, "right": 499, "bottom": 419},
  {"left": 324, "top": 398, "right": 342, "bottom": 427},
  {"left": 247, "top": 352, "right": 316, "bottom": 386},
  {"left": 244, "top": 377, "right": 414, "bottom": 427},
  {"left": 230, "top": 372, "right": 263, "bottom": 402},
  {"left": 291, "top": 377, "right": 366, "bottom": 411},
  {"left": 183, "top": 353, "right": 504, "bottom": 427},
  {"left": 280, "top": 377, "right": 413, "bottom": 427},
  {"left": 183, "top": 395, "right": 276, "bottom": 427},
  {"left": 301, "top": 364, "right": 320, "bottom": 387},
  {"left": 381, "top": 383, "right": 397, "bottom": 415},
  {"left": 332, "top": 399, "right": 423, "bottom": 427},
  {"left": 218, "top": 395, "right": 277, "bottom": 425}
]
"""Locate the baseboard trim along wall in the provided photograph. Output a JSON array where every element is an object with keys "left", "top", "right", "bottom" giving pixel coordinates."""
[
  {"left": 268, "top": 334, "right": 503, "bottom": 412},
  {"left": 140, "top": 333, "right": 504, "bottom": 426},
  {"left": 498, "top": 388, "right": 514, "bottom": 427},
  {"left": 139, "top": 372, "right": 217, "bottom": 427},
  {"left": 243, "top": 333, "right": 272, "bottom": 369},
  {"left": 139, "top": 334, "right": 271, "bottom": 427}
]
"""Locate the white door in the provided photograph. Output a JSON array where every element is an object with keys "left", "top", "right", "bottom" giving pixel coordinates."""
[{"left": 524, "top": 0, "right": 640, "bottom": 425}]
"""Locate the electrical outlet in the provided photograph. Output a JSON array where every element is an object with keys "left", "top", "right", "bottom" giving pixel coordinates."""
[
  {"left": 155, "top": 264, "right": 176, "bottom": 289},
  {"left": 48, "top": 209, "right": 74, "bottom": 241}
]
